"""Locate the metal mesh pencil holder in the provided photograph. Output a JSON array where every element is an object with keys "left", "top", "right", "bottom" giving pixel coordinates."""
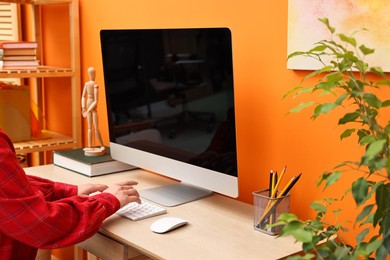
[{"left": 253, "top": 189, "right": 290, "bottom": 235}]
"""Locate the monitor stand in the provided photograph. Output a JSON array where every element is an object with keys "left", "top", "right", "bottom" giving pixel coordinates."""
[{"left": 140, "top": 182, "right": 213, "bottom": 207}]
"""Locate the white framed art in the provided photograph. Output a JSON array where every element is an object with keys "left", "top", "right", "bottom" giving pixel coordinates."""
[{"left": 287, "top": 0, "right": 390, "bottom": 71}]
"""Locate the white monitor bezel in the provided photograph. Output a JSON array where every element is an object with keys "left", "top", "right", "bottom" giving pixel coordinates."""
[{"left": 110, "top": 141, "right": 239, "bottom": 199}]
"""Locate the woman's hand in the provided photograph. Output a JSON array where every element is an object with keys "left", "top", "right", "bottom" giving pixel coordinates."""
[
  {"left": 103, "top": 180, "right": 141, "bottom": 207},
  {"left": 77, "top": 183, "right": 109, "bottom": 196}
]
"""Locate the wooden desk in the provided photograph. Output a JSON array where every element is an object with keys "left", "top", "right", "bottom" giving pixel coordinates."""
[{"left": 25, "top": 165, "right": 302, "bottom": 260}]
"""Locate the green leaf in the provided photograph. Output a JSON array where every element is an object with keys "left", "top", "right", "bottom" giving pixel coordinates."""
[
  {"left": 355, "top": 60, "right": 369, "bottom": 72},
  {"left": 282, "top": 85, "right": 304, "bottom": 99},
  {"left": 338, "top": 33, "right": 356, "bottom": 47},
  {"left": 322, "top": 72, "right": 344, "bottom": 87},
  {"left": 310, "top": 201, "right": 327, "bottom": 213},
  {"left": 309, "top": 220, "right": 324, "bottom": 230},
  {"left": 324, "top": 171, "right": 342, "bottom": 188},
  {"left": 374, "top": 183, "right": 390, "bottom": 227},
  {"left": 303, "top": 66, "right": 333, "bottom": 81},
  {"left": 363, "top": 93, "right": 382, "bottom": 108},
  {"left": 361, "top": 139, "right": 386, "bottom": 165},
  {"left": 370, "top": 67, "right": 386, "bottom": 77},
  {"left": 332, "top": 208, "right": 342, "bottom": 216},
  {"left": 382, "top": 100, "right": 390, "bottom": 107},
  {"left": 334, "top": 93, "right": 348, "bottom": 105},
  {"left": 319, "top": 17, "right": 335, "bottom": 33},
  {"left": 356, "top": 204, "right": 374, "bottom": 223},
  {"left": 343, "top": 50, "right": 358, "bottom": 62},
  {"left": 287, "top": 51, "right": 308, "bottom": 60},
  {"left": 278, "top": 213, "right": 299, "bottom": 222},
  {"left": 292, "top": 229, "right": 313, "bottom": 243},
  {"left": 312, "top": 102, "right": 338, "bottom": 119},
  {"left": 352, "top": 177, "right": 369, "bottom": 205},
  {"left": 294, "top": 87, "right": 314, "bottom": 98},
  {"left": 381, "top": 215, "right": 390, "bottom": 247},
  {"left": 357, "top": 130, "right": 372, "bottom": 144},
  {"left": 349, "top": 78, "right": 363, "bottom": 92},
  {"left": 308, "top": 44, "right": 328, "bottom": 53},
  {"left": 289, "top": 102, "right": 315, "bottom": 113},
  {"left": 368, "top": 157, "right": 387, "bottom": 173},
  {"left": 375, "top": 245, "right": 389, "bottom": 260},
  {"left": 363, "top": 239, "right": 382, "bottom": 255},
  {"left": 334, "top": 246, "right": 350, "bottom": 258},
  {"left": 267, "top": 220, "right": 285, "bottom": 228},
  {"left": 338, "top": 112, "right": 359, "bottom": 124},
  {"left": 377, "top": 80, "right": 390, "bottom": 86},
  {"left": 385, "top": 122, "right": 390, "bottom": 134},
  {"left": 340, "top": 129, "right": 355, "bottom": 140},
  {"left": 356, "top": 228, "right": 370, "bottom": 243},
  {"left": 359, "top": 44, "right": 375, "bottom": 55},
  {"left": 359, "top": 135, "right": 375, "bottom": 146},
  {"left": 280, "top": 220, "right": 303, "bottom": 236}
]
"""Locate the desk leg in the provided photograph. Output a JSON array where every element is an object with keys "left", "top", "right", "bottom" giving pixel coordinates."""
[
  {"left": 35, "top": 249, "right": 51, "bottom": 260},
  {"left": 74, "top": 247, "right": 100, "bottom": 260},
  {"left": 74, "top": 246, "right": 87, "bottom": 260},
  {"left": 87, "top": 252, "right": 98, "bottom": 260}
]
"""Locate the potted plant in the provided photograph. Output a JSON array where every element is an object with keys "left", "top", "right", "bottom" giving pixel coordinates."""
[{"left": 275, "top": 18, "right": 390, "bottom": 259}]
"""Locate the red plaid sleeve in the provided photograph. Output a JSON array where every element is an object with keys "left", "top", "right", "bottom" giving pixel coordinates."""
[
  {"left": 0, "top": 130, "right": 120, "bottom": 259},
  {"left": 27, "top": 175, "right": 78, "bottom": 201}
]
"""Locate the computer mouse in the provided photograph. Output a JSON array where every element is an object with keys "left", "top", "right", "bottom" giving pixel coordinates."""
[{"left": 150, "top": 217, "right": 188, "bottom": 234}]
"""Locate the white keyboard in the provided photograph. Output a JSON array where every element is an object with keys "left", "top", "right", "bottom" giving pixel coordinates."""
[{"left": 116, "top": 199, "right": 167, "bottom": 221}]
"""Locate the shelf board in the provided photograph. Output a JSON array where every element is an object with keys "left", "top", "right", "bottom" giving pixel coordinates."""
[
  {"left": 0, "top": 66, "right": 74, "bottom": 78},
  {"left": 0, "top": 0, "right": 72, "bottom": 4},
  {"left": 14, "top": 131, "right": 77, "bottom": 154}
]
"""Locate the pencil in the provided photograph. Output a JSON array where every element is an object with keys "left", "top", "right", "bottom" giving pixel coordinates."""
[
  {"left": 271, "top": 171, "right": 276, "bottom": 198},
  {"left": 269, "top": 170, "right": 274, "bottom": 197},
  {"left": 280, "top": 173, "right": 301, "bottom": 196},
  {"left": 265, "top": 166, "right": 286, "bottom": 215},
  {"left": 274, "top": 171, "right": 278, "bottom": 197},
  {"left": 273, "top": 166, "right": 287, "bottom": 195},
  {"left": 269, "top": 170, "right": 276, "bottom": 227}
]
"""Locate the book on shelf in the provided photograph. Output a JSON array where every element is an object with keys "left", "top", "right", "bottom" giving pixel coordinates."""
[
  {"left": 53, "top": 147, "right": 137, "bottom": 177},
  {"left": 2, "top": 55, "right": 37, "bottom": 61},
  {"left": 0, "top": 60, "right": 39, "bottom": 66},
  {"left": 0, "top": 60, "right": 39, "bottom": 69},
  {"left": 0, "top": 41, "right": 38, "bottom": 49},
  {"left": 1, "top": 48, "right": 36, "bottom": 56}
]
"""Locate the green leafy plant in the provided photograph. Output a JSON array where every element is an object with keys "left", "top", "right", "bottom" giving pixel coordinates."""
[{"left": 274, "top": 18, "right": 390, "bottom": 259}]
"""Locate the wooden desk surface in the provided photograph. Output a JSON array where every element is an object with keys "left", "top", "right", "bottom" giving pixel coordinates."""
[{"left": 25, "top": 165, "right": 302, "bottom": 260}]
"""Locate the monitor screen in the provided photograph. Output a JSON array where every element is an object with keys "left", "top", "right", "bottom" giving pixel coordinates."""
[{"left": 100, "top": 27, "right": 238, "bottom": 206}]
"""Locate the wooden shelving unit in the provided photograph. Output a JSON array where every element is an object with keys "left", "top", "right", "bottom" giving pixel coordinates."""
[
  {"left": 0, "top": 66, "right": 74, "bottom": 77},
  {"left": 14, "top": 132, "right": 75, "bottom": 153},
  {"left": 0, "top": 0, "right": 72, "bottom": 5},
  {"left": 0, "top": 0, "right": 81, "bottom": 158}
]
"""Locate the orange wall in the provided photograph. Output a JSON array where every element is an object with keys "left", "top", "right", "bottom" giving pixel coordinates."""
[{"left": 43, "top": 0, "right": 389, "bottom": 245}]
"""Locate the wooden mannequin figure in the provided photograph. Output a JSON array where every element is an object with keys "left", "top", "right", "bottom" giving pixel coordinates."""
[{"left": 81, "top": 67, "right": 105, "bottom": 156}]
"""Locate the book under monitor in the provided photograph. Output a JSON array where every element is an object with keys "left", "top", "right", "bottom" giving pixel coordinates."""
[{"left": 53, "top": 147, "right": 136, "bottom": 177}]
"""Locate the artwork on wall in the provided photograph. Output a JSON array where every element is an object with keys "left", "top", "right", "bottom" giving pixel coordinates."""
[{"left": 287, "top": 0, "right": 390, "bottom": 71}]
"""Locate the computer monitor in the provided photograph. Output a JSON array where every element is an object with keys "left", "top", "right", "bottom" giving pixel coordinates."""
[{"left": 100, "top": 27, "right": 238, "bottom": 206}]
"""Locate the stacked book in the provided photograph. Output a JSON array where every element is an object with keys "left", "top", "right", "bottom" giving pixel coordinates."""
[
  {"left": 0, "top": 41, "right": 39, "bottom": 69},
  {"left": 53, "top": 147, "right": 136, "bottom": 177}
]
